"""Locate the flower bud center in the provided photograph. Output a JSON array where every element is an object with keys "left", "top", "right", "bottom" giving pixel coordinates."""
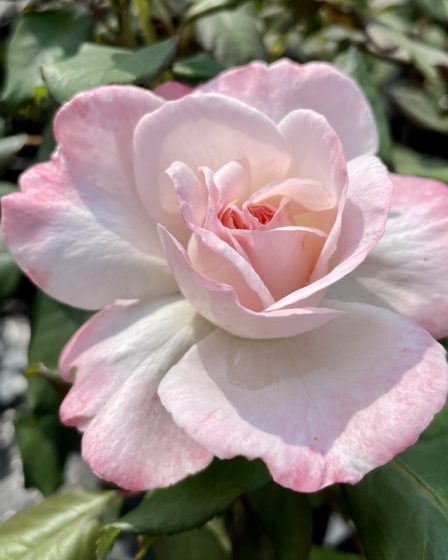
[
  {"left": 247, "top": 203, "right": 275, "bottom": 225},
  {"left": 218, "top": 202, "right": 277, "bottom": 230}
]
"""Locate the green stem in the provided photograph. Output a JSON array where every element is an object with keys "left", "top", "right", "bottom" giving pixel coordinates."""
[
  {"left": 109, "top": 0, "right": 136, "bottom": 47},
  {"left": 132, "top": 0, "right": 157, "bottom": 44}
]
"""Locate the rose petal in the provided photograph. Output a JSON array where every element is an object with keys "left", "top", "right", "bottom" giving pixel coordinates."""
[
  {"left": 169, "top": 164, "right": 275, "bottom": 310},
  {"left": 1, "top": 86, "right": 177, "bottom": 309},
  {"left": 159, "top": 301, "right": 448, "bottom": 492},
  {"left": 60, "top": 296, "right": 213, "bottom": 490},
  {"left": 154, "top": 81, "right": 193, "bottom": 100},
  {"left": 250, "top": 178, "right": 335, "bottom": 213},
  {"left": 231, "top": 226, "right": 327, "bottom": 301},
  {"left": 200, "top": 166, "right": 250, "bottom": 246},
  {"left": 267, "top": 155, "right": 392, "bottom": 311},
  {"left": 2, "top": 153, "right": 176, "bottom": 309},
  {"left": 212, "top": 160, "right": 252, "bottom": 208},
  {"left": 54, "top": 85, "right": 162, "bottom": 212},
  {"left": 166, "top": 161, "right": 208, "bottom": 227},
  {"left": 327, "top": 174, "right": 448, "bottom": 339},
  {"left": 279, "top": 109, "right": 348, "bottom": 199},
  {"left": 159, "top": 225, "right": 342, "bottom": 338},
  {"left": 275, "top": 108, "right": 349, "bottom": 285},
  {"left": 199, "top": 60, "right": 378, "bottom": 160},
  {"left": 134, "top": 93, "right": 291, "bottom": 240},
  {"left": 188, "top": 228, "right": 275, "bottom": 310}
]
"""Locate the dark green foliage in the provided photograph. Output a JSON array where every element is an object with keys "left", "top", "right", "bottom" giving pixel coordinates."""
[
  {"left": 344, "top": 404, "right": 448, "bottom": 560},
  {"left": 2, "top": 6, "right": 92, "bottom": 110},
  {"left": 0, "top": 489, "right": 121, "bottom": 560},
  {"left": 42, "top": 37, "right": 179, "bottom": 102}
]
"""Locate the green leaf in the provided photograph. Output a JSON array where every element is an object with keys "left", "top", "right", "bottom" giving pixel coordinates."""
[
  {"left": 185, "top": 0, "right": 241, "bottom": 23},
  {"left": 25, "top": 373, "right": 61, "bottom": 416},
  {"left": 335, "top": 47, "right": 392, "bottom": 164},
  {"left": 42, "top": 37, "right": 179, "bottom": 103},
  {"left": 0, "top": 182, "right": 21, "bottom": 301},
  {"left": 166, "top": 0, "right": 190, "bottom": 16},
  {"left": 0, "top": 181, "right": 17, "bottom": 197},
  {"left": 118, "top": 457, "right": 270, "bottom": 533},
  {"left": 195, "top": 3, "right": 266, "bottom": 66},
  {"left": 248, "top": 483, "right": 312, "bottom": 560},
  {"left": 367, "top": 20, "right": 448, "bottom": 85},
  {"left": 35, "top": 119, "right": 56, "bottom": 162},
  {"left": 14, "top": 371, "right": 80, "bottom": 495},
  {"left": 173, "top": 52, "right": 226, "bottom": 81},
  {"left": 413, "top": 0, "right": 448, "bottom": 22},
  {"left": 0, "top": 489, "right": 122, "bottom": 560},
  {"left": 14, "top": 410, "right": 64, "bottom": 495},
  {"left": 392, "top": 145, "right": 448, "bottom": 183},
  {"left": 388, "top": 84, "right": 448, "bottom": 134},
  {"left": 153, "top": 526, "right": 231, "bottom": 560},
  {"left": 1, "top": 6, "right": 92, "bottom": 110},
  {"left": 95, "top": 526, "right": 122, "bottom": 560},
  {"left": 98, "top": 457, "right": 270, "bottom": 552},
  {"left": 228, "top": 498, "right": 275, "bottom": 560},
  {"left": 28, "top": 292, "right": 92, "bottom": 370},
  {"left": 0, "top": 233, "right": 21, "bottom": 301},
  {"left": 310, "top": 548, "right": 361, "bottom": 560},
  {"left": 344, "top": 404, "right": 448, "bottom": 559}
]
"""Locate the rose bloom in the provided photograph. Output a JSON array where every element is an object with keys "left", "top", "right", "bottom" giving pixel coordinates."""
[{"left": 2, "top": 60, "right": 448, "bottom": 492}]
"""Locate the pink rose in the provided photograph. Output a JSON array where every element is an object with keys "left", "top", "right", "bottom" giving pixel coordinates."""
[{"left": 2, "top": 60, "right": 448, "bottom": 492}]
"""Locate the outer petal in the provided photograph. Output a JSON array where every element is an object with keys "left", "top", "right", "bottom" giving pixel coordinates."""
[
  {"left": 2, "top": 154, "right": 176, "bottom": 309},
  {"left": 60, "top": 296, "right": 213, "bottom": 490},
  {"left": 267, "top": 155, "right": 392, "bottom": 311},
  {"left": 54, "top": 85, "right": 162, "bottom": 206},
  {"left": 2, "top": 86, "right": 177, "bottom": 309},
  {"left": 199, "top": 59, "right": 378, "bottom": 160},
  {"left": 159, "top": 225, "right": 342, "bottom": 338},
  {"left": 159, "top": 301, "right": 448, "bottom": 492},
  {"left": 328, "top": 174, "right": 448, "bottom": 339},
  {"left": 154, "top": 81, "right": 193, "bottom": 100},
  {"left": 134, "top": 93, "right": 291, "bottom": 239}
]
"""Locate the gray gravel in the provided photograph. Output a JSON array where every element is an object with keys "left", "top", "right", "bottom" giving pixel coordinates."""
[
  {"left": 0, "top": 408, "right": 41, "bottom": 523},
  {"left": 0, "top": 315, "right": 29, "bottom": 409},
  {"left": 0, "top": 315, "right": 40, "bottom": 522}
]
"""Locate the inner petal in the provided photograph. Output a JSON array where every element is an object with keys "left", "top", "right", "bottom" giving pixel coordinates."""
[
  {"left": 248, "top": 177, "right": 338, "bottom": 235},
  {"left": 251, "top": 178, "right": 335, "bottom": 210},
  {"left": 218, "top": 204, "right": 252, "bottom": 230},
  {"left": 197, "top": 163, "right": 340, "bottom": 303},
  {"left": 218, "top": 201, "right": 283, "bottom": 231},
  {"left": 231, "top": 227, "right": 327, "bottom": 300},
  {"left": 212, "top": 160, "right": 252, "bottom": 208},
  {"left": 243, "top": 197, "right": 293, "bottom": 229},
  {"left": 246, "top": 202, "right": 276, "bottom": 225}
]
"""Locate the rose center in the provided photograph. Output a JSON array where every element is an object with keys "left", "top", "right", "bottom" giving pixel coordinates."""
[
  {"left": 247, "top": 203, "right": 275, "bottom": 225},
  {"left": 218, "top": 202, "right": 277, "bottom": 230}
]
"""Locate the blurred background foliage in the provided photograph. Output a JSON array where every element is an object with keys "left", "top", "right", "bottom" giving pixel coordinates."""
[{"left": 0, "top": 0, "right": 447, "bottom": 558}]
